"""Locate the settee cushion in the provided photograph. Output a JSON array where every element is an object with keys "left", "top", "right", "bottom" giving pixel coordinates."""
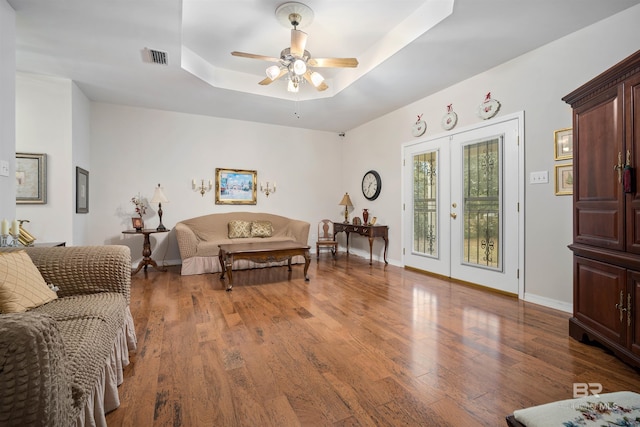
[
  {"left": 0, "top": 250, "right": 58, "bottom": 313},
  {"left": 251, "top": 220, "right": 273, "bottom": 237},
  {"left": 228, "top": 220, "right": 252, "bottom": 238}
]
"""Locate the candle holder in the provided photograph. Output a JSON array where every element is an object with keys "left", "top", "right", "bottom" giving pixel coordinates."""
[
  {"left": 9, "top": 233, "right": 20, "bottom": 247},
  {"left": 193, "top": 179, "right": 213, "bottom": 197},
  {"left": 0, "top": 234, "right": 9, "bottom": 247}
]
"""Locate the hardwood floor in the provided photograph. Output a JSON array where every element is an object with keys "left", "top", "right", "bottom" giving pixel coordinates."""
[{"left": 106, "top": 254, "right": 640, "bottom": 426}]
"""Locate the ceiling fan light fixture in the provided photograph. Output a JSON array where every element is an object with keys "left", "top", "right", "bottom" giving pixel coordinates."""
[
  {"left": 265, "top": 65, "right": 281, "bottom": 80},
  {"left": 292, "top": 59, "right": 307, "bottom": 75},
  {"left": 287, "top": 79, "right": 299, "bottom": 93},
  {"left": 310, "top": 71, "right": 324, "bottom": 87}
]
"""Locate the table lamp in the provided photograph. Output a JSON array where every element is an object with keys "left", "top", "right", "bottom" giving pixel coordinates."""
[
  {"left": 338, "top": 193, "right": 353, "bottom": 223},
  {"left": 150, "top": 183, "right": 169, "bottom": 231}
]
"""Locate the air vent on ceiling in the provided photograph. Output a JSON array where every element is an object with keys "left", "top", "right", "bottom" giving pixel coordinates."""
[{"left": 142, "top": 48, "right": 168, "bottom": 66}]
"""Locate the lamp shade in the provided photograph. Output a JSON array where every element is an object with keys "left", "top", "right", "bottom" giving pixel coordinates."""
[
  {"left": 310, "top": 71, "right": 324, "bottom": 87},
  {"left": 292, "top": 59, "right": 307, "bottom": 75},
  {"left": 150, "top": 184, "right": 169, "bottom": 204},
  {"left": 265, "top": 65, "right": 280, "bottom": 81},
  {"left": 338, "top": 193, "right": 353, "bottom": 207}
]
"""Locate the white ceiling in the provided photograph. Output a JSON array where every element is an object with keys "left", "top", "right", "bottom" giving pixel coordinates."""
[{"left": 8, "top": 0, "right": 640, "bottom": 133}]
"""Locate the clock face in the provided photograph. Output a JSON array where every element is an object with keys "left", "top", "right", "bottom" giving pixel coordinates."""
[{"left": 362, "top": 170, "right": 382, "bottom": 201}]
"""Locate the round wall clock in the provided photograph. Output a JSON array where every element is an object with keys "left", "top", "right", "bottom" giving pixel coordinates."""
[{"left": 362, "top": 170, "right": 382, "bottom": 201}]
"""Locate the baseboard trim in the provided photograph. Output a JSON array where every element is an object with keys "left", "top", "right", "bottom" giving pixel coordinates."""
[{"left": 523, "top": 293, "right": 572, "bottom": 313}]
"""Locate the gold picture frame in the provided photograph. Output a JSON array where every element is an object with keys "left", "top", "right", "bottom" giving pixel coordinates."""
[
  {"left": 555, "top": 163, "right": 573, "bottom": 195},
  {"left": 215, "top": 168, "right": 257, "bottom": 205},
  {"left": 554, "top": 128, "right": 573, "bottom": 160},
  {"left": 16, "top": 152, "right": 47, "bottom": 204}
]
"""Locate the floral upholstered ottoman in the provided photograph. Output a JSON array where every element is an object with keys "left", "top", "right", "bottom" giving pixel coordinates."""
[{"left": 506, "top": 391, "right": 640, "bottom": 426}]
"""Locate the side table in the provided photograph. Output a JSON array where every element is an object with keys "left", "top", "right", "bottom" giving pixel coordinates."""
[
  {"left": 122, "top": 228, "right": 169, "bottom": 275},
  {"left": 333, "top": 222, "right": 389, "bottom": 265}
]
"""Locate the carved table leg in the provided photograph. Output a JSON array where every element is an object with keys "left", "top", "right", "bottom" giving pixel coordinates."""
[
  {"left": 303, "top": 249, "right": 310, "bottom": 281},
  {"left": 368, "top": 237, "right": 374, "bottom": 265},
  {"left": 382, "top": 236, "right": 389, "bottom": 264}
]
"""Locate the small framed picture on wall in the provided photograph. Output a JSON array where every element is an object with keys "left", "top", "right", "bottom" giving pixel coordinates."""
[
  {"left": 554, "top": 128, "right": 573, "bottom": 160},
  {"left": 555, "top": 163, "right": 573, "bottom": 195}
]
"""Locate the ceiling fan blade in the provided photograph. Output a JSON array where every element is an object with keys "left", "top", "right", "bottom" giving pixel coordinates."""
[
  {"left": 290, "top": 29, "right": 308, "bottom": 57},
  {"left": 231, "top": 51, "right": 280, "bottom": 62},
  {"left": 258, "top": 68, "right": 288, "bottom": 85},
  {"left": 308, "top": 57, "right": 359, "bottom": 68},
  {"left": 303, "top": 71, "right": 328, "bottom": 91}
]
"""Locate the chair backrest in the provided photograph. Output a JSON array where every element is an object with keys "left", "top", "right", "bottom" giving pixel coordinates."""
[{"left": 318, "top": 219, "right": 334, "bottom": 240}]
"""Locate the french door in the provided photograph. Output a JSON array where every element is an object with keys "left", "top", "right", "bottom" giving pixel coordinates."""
[{"left": 402, "top": 114, "right": 523, "bottom": 295}]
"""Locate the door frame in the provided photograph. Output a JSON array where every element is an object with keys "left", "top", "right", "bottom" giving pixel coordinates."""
[{"left": 401, "top": 111, "right": 525, "bottom": 299}]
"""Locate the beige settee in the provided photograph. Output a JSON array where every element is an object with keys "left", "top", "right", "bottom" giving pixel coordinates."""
[
  {"left": 175, "top": 212, "right": 310, "bottom": 275},
  {"left": 0, "top": 245, "right": 137, "bottom": 427}
]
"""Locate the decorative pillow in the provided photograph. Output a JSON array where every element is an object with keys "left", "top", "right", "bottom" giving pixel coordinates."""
[
  {"left": 228, "top": 220, "right": 252, "bottom": 238},
  {"left": 251, "top": 221, "right": 273, "bottom": 238},
  {"left": 0, "top": 250, "right": 58, "bottom": 313}
]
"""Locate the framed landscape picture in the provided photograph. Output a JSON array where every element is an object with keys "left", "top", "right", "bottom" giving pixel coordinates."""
[
  {"left": 16, "top": 152, "right": 47, "bottom": 204},
  {"left": 554, "top": 128, "right": 573, "bottom": 160},
  {"left": 215, "top": 168, "right": 257, "bottom": 205},
  {"left": 76, "top": 167, "right": 89, "bottom": 213},
  {"left": 555, "top": 163, "right": 573, "bottom": 195}
]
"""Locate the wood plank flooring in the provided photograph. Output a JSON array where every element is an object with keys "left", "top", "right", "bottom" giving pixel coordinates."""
[{"left": 106, "top": 254, "right": 640, "bottom": 426}]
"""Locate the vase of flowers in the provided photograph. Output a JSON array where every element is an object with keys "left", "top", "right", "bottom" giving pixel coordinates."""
[{"left": 131, "top": 195, "right": 147, "bottom": 231}]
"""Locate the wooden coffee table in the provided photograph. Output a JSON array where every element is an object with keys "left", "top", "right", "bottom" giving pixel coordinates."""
[{"left": 218, "top": 241, "right": 310, "bottom": 291}]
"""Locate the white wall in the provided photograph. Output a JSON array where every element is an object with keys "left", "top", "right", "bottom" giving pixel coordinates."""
[
  {"left": 0, "top": 0, "right": 15, "bottom": 221},
  {"left": 88, "top": 104, "right": 343, "bottom": 265},
  {"left": 341, "top": 5, "right": 640, "bottom": 311},
  {"left": 15, "top": 73, "right": 75, "bottom": 244},
  {"left": 72, "top": 83, "right": 91, "bottom": 244}
]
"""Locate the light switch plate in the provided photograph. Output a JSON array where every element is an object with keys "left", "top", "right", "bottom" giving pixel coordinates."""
[
  {"left": 0, "top": 160, "right": 9, "bottom": 177},
  {"left": 530, "top": 170, "right": 548, "bottom": 184}
]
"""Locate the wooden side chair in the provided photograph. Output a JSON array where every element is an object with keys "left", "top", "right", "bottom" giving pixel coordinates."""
[{"left": 316, "top": 219, "right": 338, "bottom": 259}]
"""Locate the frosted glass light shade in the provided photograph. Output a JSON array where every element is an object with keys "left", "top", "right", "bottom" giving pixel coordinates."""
[
  {"left": 310, "top": 71, "right": 324, "bottom": 87},
  {"left": 287, "top": 79, "right": 299, "bottom": 93},
  {"left": 265, "top": 65, "right": 280, "bottom": 80},
  {"left": 292, "top": 59, "right": 307, "bottom": 75}
]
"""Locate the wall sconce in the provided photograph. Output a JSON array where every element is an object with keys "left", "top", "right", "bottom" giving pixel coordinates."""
[
  {"left": 260, "top": 181, "right": 276, "bottom": 197},
  {"left": 193, "top": 179, "right": 212, "bottom": 197}
]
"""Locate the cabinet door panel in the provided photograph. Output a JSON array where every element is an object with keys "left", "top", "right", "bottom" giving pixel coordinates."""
[
  {"left": 574, "top": 256, "right": 625, "bottom": 344},
  {"left": 626, "top": 74, "right": 640, "bottom": 253},
  {"left": 629, "top": 270, "right": 640, "bottom": 357},
  {"left": 574, "top": 86, "right": 624, "bottom": 250}
]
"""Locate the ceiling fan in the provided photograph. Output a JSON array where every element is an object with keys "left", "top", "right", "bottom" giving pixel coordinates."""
[{"left": 231, "top": 2, "right": 358, "bottom": 93}]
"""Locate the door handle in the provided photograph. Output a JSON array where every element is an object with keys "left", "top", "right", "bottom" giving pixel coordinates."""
[{"left": 450, "top": 213, "right": 457, "bottom": 219}]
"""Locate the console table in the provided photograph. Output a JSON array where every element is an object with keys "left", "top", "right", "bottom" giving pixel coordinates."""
[
  {"left": 122, "top": 228, "right": 169, "bottom": 275},
  {"left": 333, "top": 222, "right": 388, "bottom": 265}
]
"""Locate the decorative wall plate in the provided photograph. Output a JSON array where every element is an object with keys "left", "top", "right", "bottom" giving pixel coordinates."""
[
  {"left": 441, "top": 104, "right": 458, "bottom": 130},
  {"left": 477, "top": 92, "right": 501, "bottom": 120},
  {"left": 412, "top": 114, "right": 426, "bottom": 137}
]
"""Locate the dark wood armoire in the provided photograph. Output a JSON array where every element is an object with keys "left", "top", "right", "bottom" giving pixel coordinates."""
[{"left": 563, "top": 49, "right": 640, "bottom": 368}]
